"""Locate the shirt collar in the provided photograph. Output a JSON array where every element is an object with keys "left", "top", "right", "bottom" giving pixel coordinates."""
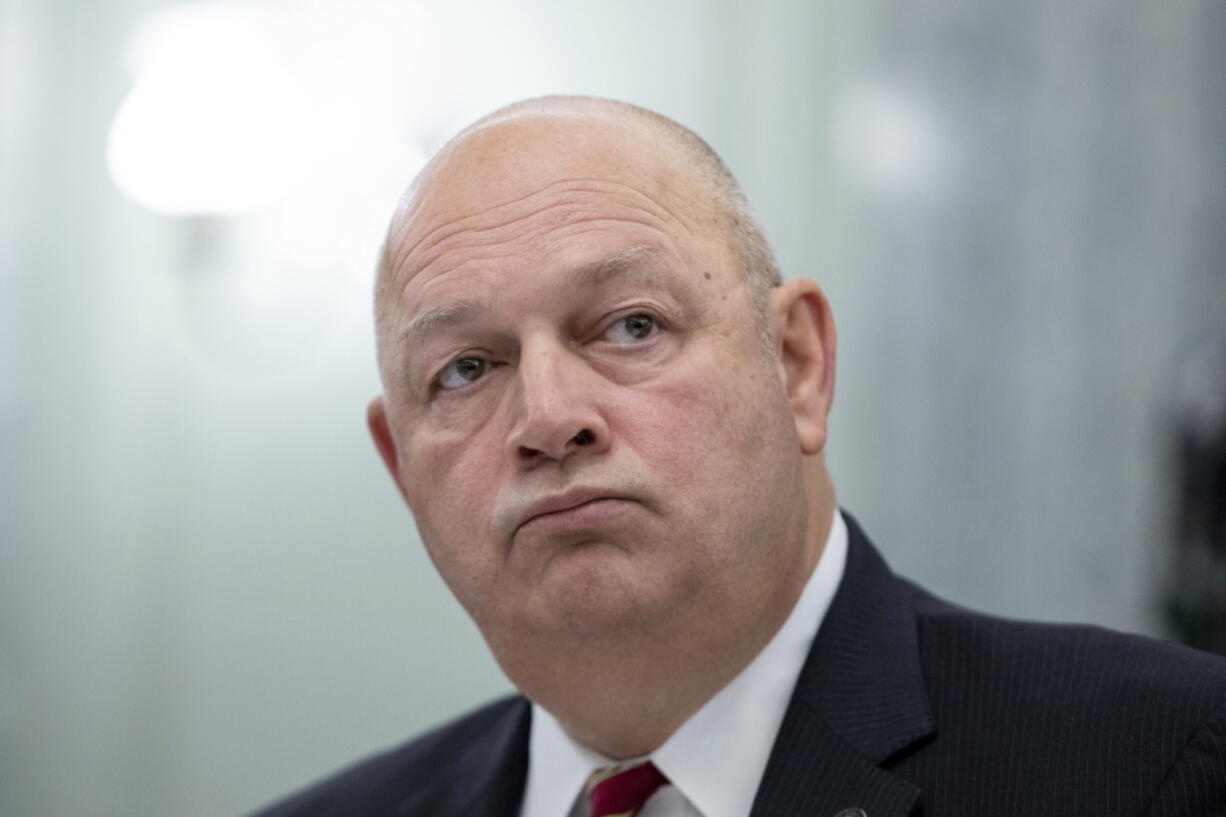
[{"left": 520, "top": 510, "right": 849, "bottom": 817}]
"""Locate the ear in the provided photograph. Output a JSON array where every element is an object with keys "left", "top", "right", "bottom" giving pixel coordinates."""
[
  {"left": 367, "top": 395, "right": 404, "bottom": 485},
  {"left": 768, "top": 279, "right": 837, "bottom": 455}
]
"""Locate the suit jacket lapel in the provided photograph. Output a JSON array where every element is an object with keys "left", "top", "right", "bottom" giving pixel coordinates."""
[
  {"left": 750, "top": 511, "right": 934, "bottom": 817},
  {"left": 444, "top": 697, "right": 532, "bottom": 817}
]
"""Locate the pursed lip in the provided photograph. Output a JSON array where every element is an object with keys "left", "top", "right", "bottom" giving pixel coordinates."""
[{"left": 516, "top": 487, "right": 634, "bottom": 534}]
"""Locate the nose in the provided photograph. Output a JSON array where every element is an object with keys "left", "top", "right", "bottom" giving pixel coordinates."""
[{"left": 505, "top": 341, "right": 611, "bottom": 466}]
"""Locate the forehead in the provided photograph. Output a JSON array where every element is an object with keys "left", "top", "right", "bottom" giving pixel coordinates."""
[
  {"left": 379, "top": 115, "right": 731, "bottom": 318},
  {"left": 396, "top": 243, "right": 689, "bottom": 352},
  {"left": 406, "top": 179, "right": 696, "bottom": 285}
]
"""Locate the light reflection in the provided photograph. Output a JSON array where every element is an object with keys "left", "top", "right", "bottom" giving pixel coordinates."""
[
  {"left": 830, "top": 81, "right": 949, "bottom": 198},
  {"left": 106, "top": 4, "right": 312, "bottom": 216},
  {"left": 104, "top": 2, "right": 430, "bottom": 367}
]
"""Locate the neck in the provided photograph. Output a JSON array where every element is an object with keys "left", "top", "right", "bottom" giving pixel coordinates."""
[{"left": 508, "top": 464, "right": 836, "bottom": 759}]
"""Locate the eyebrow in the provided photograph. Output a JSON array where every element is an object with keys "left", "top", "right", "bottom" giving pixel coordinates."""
[
  {"left": 571, "top": 244, "right": 663, "bottom": 288},
  {"left": 395, "top": 244, "right": 665, "bottom": 353},
  {"left": 396, "top": 299, "right": 486, "bottom": 354}
]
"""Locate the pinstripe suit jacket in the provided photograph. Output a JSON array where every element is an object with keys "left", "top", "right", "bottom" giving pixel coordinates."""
[{"left": 251, "top": 513, "right": 1226, "bottom": 817}]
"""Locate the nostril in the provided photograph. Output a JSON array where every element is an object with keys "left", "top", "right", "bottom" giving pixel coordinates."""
[
  {"left": 519, "top": 446, "right": 541, "bottom": 458},
  {"left": 571, "top": 428, "right": 595, "bottom": 446}
]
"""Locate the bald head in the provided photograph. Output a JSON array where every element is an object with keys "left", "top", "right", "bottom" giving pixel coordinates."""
[{"left": 374, "top": 96, "right": 782, "bottom": 350}]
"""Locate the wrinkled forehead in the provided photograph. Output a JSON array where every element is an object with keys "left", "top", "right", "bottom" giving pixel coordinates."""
[{"left": 377, "top": 113, "right": 728, "bottom": 314}]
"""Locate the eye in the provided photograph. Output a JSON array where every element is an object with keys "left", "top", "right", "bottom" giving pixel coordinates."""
[
  {"left": 436, "top": 355, "right": 488, "bottom": 390},
  {"left": 605, "top": 313, "right": 659, "bottom": 344}
]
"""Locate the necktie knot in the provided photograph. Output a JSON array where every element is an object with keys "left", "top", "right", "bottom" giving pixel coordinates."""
[{"left": 585, "top": 760, "right": 667, "bottom": 817}]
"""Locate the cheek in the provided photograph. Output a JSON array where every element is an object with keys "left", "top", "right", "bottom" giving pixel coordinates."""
[
  {"left": 621, "top": 354, "right": 773, "bottom": 489},
  {"left": 402, "top": 426, "right": 504, "bottom": 565}
]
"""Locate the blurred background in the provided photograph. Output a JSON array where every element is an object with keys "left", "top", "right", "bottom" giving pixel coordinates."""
[{"left": 3, "top": 0, "right": 1225, "bottom": 815}]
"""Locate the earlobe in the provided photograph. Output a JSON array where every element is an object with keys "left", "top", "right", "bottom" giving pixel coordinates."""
[
  {"left": 769, "top": 279, "right": 837, "bottom": 456},
  {"left": 367, "top": 396, "right": 402, "bottom": 484}
]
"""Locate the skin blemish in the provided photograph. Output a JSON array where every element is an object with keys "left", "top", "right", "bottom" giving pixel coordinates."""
[{"left": 704, "top": 272, "right": 712, "bottom": 280}]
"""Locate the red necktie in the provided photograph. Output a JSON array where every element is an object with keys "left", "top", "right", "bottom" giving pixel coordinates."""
[{"left": 586, "top": 761, "right": 668, "bottom": 817}]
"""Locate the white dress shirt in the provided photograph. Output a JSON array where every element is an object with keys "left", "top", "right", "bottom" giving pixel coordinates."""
[{"left": 518, "top": 511, "right": 849, "bottom": 817}]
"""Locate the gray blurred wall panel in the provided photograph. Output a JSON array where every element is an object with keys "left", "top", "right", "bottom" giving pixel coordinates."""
[{"left": 827, "top": 0, "right": 1226, "bottom": 635}]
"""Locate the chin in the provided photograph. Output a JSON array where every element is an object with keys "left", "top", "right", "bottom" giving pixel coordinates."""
[{"left": 527, "top": 544, "right": 669, "bottom": 639}]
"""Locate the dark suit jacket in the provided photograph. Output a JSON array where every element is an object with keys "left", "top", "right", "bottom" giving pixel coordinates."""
[{"left": 250, "top": 513, "right": 1226, "bottom": 816}]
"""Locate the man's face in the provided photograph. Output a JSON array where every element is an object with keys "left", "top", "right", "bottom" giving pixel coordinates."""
[{"left": 371, "top": 115, "right": 814, "bottom": 665}]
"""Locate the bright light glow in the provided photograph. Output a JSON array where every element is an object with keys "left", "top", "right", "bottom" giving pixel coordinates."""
[
  {"left": 830, "top": 82, "right": 948, "bottom": 198},
  {"left": 107, "top": 5, "right": 312, "bottom": 216},
  {"left": 104, "top": 2, "right": 437, "bottom": 366}
]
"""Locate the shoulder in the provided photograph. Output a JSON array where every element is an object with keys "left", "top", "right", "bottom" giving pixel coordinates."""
[
  {"left": 906, "top": 582, "right": 1226, "bottom": 803},
  {"left": 910, "top": 581, "right": 1226, "bottom": 716},
  {"left": 246, "top": 695, "right": 531, "bottom": 817}
]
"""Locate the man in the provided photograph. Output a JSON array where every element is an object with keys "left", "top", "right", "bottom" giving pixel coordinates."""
[{"left": 252, "top": 96, "right": 1226, "bottom": 817}]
